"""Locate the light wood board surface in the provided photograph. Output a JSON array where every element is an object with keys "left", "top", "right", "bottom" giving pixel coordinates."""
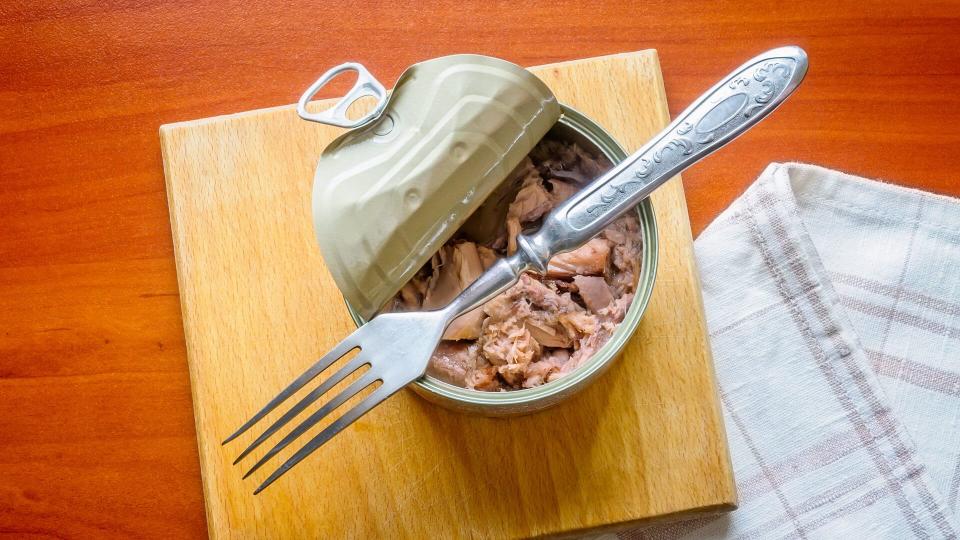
[{"left": 159, "top": 50, "right": 735, "bottom": 539}]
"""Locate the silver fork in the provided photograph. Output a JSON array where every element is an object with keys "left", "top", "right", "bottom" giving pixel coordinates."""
[{"left": 225, "top": 46, "right": 808, "bottom": 494}]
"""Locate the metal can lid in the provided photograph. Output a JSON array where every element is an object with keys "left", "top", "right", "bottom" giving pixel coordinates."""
[{"left": 302, "top": 55, "right": 561, "bottom": 318}]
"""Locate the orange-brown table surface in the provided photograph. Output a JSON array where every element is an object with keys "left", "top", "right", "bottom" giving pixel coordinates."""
[{"left": 2, "top": 2, "right": 959, "bottom": 537}]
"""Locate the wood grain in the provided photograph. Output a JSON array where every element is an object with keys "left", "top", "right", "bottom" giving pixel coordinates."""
[
  {"left": 2, "top": 2, "right": 960, "bottom": 538},
  {"left": 160, "top": 51, "right": 735, "bottom": 539}
]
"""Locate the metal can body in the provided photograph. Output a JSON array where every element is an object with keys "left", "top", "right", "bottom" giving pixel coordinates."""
[{"left": 349, "top": 105, "right": 659, "bottom": 416}]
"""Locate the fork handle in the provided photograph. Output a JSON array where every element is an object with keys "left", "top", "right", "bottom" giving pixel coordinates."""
[
  {"left": 518, "top": 47, "right": 808, "bottom": 272},
  {"left": 444, "top": 47, "right": 807, "bottom": 319}
]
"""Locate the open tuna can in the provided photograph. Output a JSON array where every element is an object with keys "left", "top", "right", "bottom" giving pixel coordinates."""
[{"left": 299, "top": 55, "right": 658, "bottom": 416}]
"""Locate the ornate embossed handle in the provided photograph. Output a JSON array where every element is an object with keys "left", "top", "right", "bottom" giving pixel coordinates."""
[{"left": 515, "top": 47, "right": 808, "bottom": 270}]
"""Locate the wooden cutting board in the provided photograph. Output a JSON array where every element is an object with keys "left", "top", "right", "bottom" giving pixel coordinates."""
[{"left": 160, "top": 50, "right": 736, "bottom": 539}]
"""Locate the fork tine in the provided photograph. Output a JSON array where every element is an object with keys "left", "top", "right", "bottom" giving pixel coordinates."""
[
  {"left": 253, "top": 382, "right": 399, "bottom": 494},
  {"left": 242, "top": 369, "right": 380, "bottom": 480},
  {"left": 222, "top": 328, "right": 363, "bottom": 445},
  {"left": 232, "top": 352, "right": 369, "bottom": 464}
]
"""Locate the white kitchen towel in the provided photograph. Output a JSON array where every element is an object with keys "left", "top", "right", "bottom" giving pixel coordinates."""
[{"left": 621, "top": 163, "right": 960, "bottom": 539}]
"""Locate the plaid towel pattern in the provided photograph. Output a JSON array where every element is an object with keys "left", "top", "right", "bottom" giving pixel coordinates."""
[{"left": 619, "top": 163, "right": 960, "bottom": 539}]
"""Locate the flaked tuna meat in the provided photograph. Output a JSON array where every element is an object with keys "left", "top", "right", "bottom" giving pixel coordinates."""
[
  {"left": 427, "top": 341, "right": 478, "bottom": 387},
  {"left": 546, "top": 179, "right": 579, "bottom": 205},
  {"left": 573, "top": 144, "right": 610, "bottom": 177},
  {"left": 484, "top": 274, "right": 579, "bottom": 349},
  {"left": 545, "top": 238, "right": 611, "bottom": 279},
  {"left": 523, "top": 349, "right": 570, "bottom": 388},
  {"left": 389, "top": 138, "right": 642, "bottom": 391},
  {"left": 603, "top": 214, "right": 642, "bottom": 297},
  {"left": 513, "top": 273, "right": 582, "bottom": 313},
  {"left": 573, "top": 275, "right": 614, "bottom": 312},
  {"left": 441, "top": 242, "right": 488, "bottom": 340},
  {"left": 524, "top": 317, "right": 572, "bottom": 348},
  {"left": 532, "top": 139, "right": 611, "bottom": 184},
  {"left": 422, "top": 246, "right": 459, "bottom": 310},
  {"left": 453, "top": 242, "right": 484, "bottom": 284},
  {"left": 477, "top": 245, "right": 498, "bottom": 269},
  {"left": 559, "top": 310, "right": 600, "bottom": 337},
  {"left": 599, "top": 293, "right": 634, "bottom": 323},
  {"left": 400, "top": 240, "right": 493, "bottom": 340},
  {"left": 510, "top": 177, "right": 553, "bottom": 223},
  {"left": 397, "top": 281, "right": 421, "bottom": 310},
  {"left": 546, "top": 168, "right": 589, "bottom": 185},
  {"left": 498, "top": 362, "right": 529, "bottom": 387},
  {"left": 480, "top": 319, "right": 540, "bottom": 367},
  {"left": 544, "top": 278, "right": 578, "bottom": 295},
  {"left": 444, "top": 307, "right": 486, "bottom": 341},
  {"left": 466, "top": 365, "right": 501, "bottom": 392},
  {"left": 460, "top": 157, "right": 540, "bottom": 247},
  {"left": 569, "top": 323, "right": 616, "bottom": 370},
  {"left": 505, "top": 178, "right": 553, "bottom": 255}
]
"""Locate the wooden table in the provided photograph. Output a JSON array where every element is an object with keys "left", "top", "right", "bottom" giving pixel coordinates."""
[{"left": 2, "top": 2, "right": 958, "bottom": 537}]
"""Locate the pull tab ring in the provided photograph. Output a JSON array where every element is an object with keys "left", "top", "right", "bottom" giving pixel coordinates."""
[{"left": 297, "top": 63, "right": 388, "bottom": 129}]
